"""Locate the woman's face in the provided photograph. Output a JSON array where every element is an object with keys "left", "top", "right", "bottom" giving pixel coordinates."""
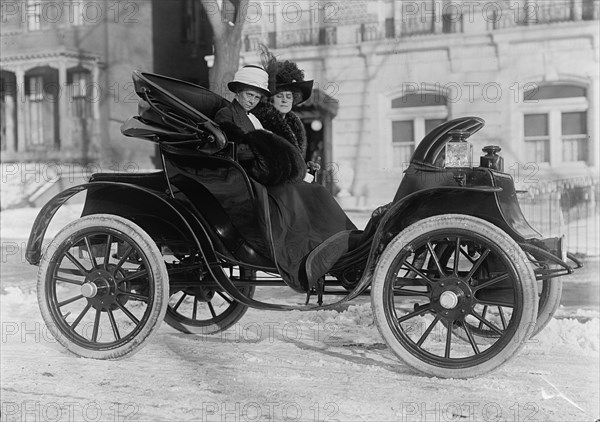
[
  {"left": 236, "top": 88, "right": 263, "bottom": 112},
  {"left": 272, "top": 91, "right": 294, "bottom": 115}
]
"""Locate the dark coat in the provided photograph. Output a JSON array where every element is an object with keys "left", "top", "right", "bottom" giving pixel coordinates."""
[
  {"left": 214, "top": 101, "right": 306, "bottom": 186},
  {"left": 252, "top": 102, "right": 307, "bottom": 158},
  {"left": 215, "top": 96, "right": 355, "bottom": 293},
  {"left": 214, "top": 99, "right": 256, "bottom": 133}
]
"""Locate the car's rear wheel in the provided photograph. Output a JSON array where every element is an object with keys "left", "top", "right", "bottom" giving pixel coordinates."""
[
  {"left": 372, "top": 215, "right": 538, "bottom": 378},
  {"left": 37, "top": 215, "right": 169, "bottom": 359},
  {"left": 164, "top": 284, "right": 254, "bottom": 334}
]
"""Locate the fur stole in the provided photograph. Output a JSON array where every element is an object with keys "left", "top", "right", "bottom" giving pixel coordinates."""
[
  {"left": 217, "top": 121, "right": 306, "bottom": 185},
  {"left": 252, "top": 102, "right": 307, "bottom": 158}
]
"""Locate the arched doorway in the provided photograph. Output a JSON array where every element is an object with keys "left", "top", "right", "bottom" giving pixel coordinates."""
[{"left": 295, "top": 87, "right": 339, "bottom": 193}]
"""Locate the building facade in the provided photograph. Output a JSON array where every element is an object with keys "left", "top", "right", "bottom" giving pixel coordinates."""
[
  {"left": 240, "top": 0, "right": 600, "bottom": 206},
  {"left": 0, "top": 0, "right": 212, "bottom": 207},
  {"left": 1, "top": 0, "right": 150, "bottom": 166},
  {"left": 2, "top": 0, "right": 598, "bottom": 211}
]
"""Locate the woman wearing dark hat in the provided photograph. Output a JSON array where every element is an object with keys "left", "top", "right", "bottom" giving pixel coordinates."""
[
  {"left": 215, "top": 65, "right": 307, "bottom": 186},
  {"left": 248, "top": 48, "right": 357, "bottom": 292},
  {"left": 251, "top": 59, "right": 313, "bottom": 158},
  {"left": 214, "top": 59, "right": 357, "bottom": 293}
]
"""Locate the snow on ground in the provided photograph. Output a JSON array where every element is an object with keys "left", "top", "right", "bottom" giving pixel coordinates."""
[
  {"left": 0, "top": 201, "right": 85, "bottom": 240},
  {"left": 1, "top": 284, "right": 599, "bottom": 421},
  {"left": 1, "top": 206, "right": 599, "bottom": 421}
]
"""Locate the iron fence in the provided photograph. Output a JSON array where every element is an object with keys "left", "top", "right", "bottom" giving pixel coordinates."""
[{"left": 518, "top": 176, "right": 599, "bottom": 256}]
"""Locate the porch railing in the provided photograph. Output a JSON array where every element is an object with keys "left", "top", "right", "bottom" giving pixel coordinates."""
[
  {"left": 244, "top": 27, "right": 336, "bottom": 52},
  {"left": 491, "top": 0, "right": 599, "bottom": 30}
]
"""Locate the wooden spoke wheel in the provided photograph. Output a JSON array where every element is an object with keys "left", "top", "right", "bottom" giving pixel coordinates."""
[
  {"left": 37, "top": 215, "right": 169, "bottom": 359},
  {"left": 428, "top": 243, "right": 562, "bottom": 341},
  {"left": 164, "top": 284, "right": 254, "bottom": 335},
  {"left": 372, "top": 215, "right": 538, "bottom": 378}
]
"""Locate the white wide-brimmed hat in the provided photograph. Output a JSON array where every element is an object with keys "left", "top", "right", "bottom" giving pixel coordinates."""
[{"left": 228, "top": 65, "right": 271, "bottom": 97}]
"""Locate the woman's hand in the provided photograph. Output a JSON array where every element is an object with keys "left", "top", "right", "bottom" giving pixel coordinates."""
[
  {"left": 236, "top": 144, "right": 255, "bottom": 161},
  {"left": 307, "top": 161, "right": 321, "bottom": 173}
]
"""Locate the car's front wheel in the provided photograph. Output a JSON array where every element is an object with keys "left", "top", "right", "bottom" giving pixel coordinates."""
[{"left": 371, "top": 215, "right": 538, "bottom": 378}]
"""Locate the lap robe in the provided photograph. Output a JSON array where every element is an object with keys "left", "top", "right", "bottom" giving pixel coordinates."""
[{"left": 252, "top": 181, "right": 357, "bottom": 292}]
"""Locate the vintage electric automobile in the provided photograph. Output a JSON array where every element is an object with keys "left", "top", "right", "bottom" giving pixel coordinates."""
[{"left": 26, "top": 71, "right": 581, "bottom": 378}]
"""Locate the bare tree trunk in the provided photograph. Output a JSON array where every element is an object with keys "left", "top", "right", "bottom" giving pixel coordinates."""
[
  {"left": 199, "top": 0, "right": 249, "bottom": 99},
  {"left": 209, "top": 31, "right": 243, "bottom": 98}
]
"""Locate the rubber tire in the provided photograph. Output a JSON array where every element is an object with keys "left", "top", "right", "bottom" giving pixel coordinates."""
[
  {"left": 164, "top": 286, "right": 255, "bottom": 334},
  {"left": 371, "top": 214, "right": 538, "bottom": 378},
  {"left": 532, "top": 278, "right": 563, "bottom": 337},
  {"left": 37, "top": 214, "right": 169, "bottom": 359}
]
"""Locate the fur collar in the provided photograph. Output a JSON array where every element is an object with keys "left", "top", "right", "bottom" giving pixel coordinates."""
[
  {"left": 252, "top": 102, "right": 307, "bottom": 158},
  {"left": 216, "top": 122, "right": 306, "bottom": 185}
]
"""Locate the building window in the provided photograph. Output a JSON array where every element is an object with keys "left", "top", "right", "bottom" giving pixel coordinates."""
[
  {"left": 67, "top": 69, "right": 93, "bottom": 143},
  {"left": 388, "top": 92, "right": 448, "bottom": 168},
  {"left": 26, "top": 0, "right": 41, "bottom": 31},
  {"left": 400, "top": 0, "right": 435, "bottom": 35},
  {"left": 25, "top": 67, "right": 59, "bottom": 151},
  {"left": 27, "top": 76, "right": 45, "bottom": 146},
  {"left": 68, "top": 71, "right": 91, "bottom": 118},
  {"left": 442, "top": 4, "right": 463, "bottom": 34},
  {"left": 391, "top": 118, "right": 446, "bottom": 167},
  {"left": 392, "top": 120, "right": 414, "bottom": 167},
  {"left": 524, "top": 84, "right": 585, "bottom": 101},
  {"left": 385, "top": 17, "right": 395, "bottom": 38},
  {"left": 524, "top": 114, "right": 550, "bottom": 163},
  {"left": 582, "top": 0, "right": 599, "bottom": 20},
  {"left": 392, "top": 93, "right": 447, "bottom": 109},
  {"left": 561, "top": 112, "right": 588, "bottom": 162},
  {"left": 522, "top": 83, "right": 589, "bottom": 166}
]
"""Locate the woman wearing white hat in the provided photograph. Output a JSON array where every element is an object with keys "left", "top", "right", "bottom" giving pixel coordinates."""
[
  {"left": 215, "top": 64, "right": 307, "bottom": 187},
  {"left": 215, "top": 65, "right": 271, "bottom": 132},
  {"left": 214, "top": 62, "right": 357, "bottom": 292}
]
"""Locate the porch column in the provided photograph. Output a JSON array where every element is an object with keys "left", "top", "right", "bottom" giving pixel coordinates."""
[
  {"left": 91, "top": 64, "right": 100, "bottom": 154},
  {"left": 573, "top": 0, "right": 583, "bottom": 21},
  {"left": 433, "top": 0, "right": 443, "bottom": 33},
  {"left": 15, "top": 68, "right": 26, "bottom": 152},
  {"left": 3, "top": 69, "right": 17, "bottom": 154},
  {"left": 58, "top": 61, "right": 69, "bottom": 151}
]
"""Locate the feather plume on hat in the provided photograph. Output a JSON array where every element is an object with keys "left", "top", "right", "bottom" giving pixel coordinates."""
[{"left": 259, "top": 44, "right": 313, "bottom": 105}]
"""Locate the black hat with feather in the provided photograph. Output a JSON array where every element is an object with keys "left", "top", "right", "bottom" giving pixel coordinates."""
[{"left": 260, "top": 45, "right": 314, "bottom": 106}]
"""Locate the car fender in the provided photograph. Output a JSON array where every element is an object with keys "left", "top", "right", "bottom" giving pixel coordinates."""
[
  {"left": 344, "top": 185, "right": 537, "bottom": 300},
  {"left": 25, "top": 182, "right": 218, "bottom": 266}
]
